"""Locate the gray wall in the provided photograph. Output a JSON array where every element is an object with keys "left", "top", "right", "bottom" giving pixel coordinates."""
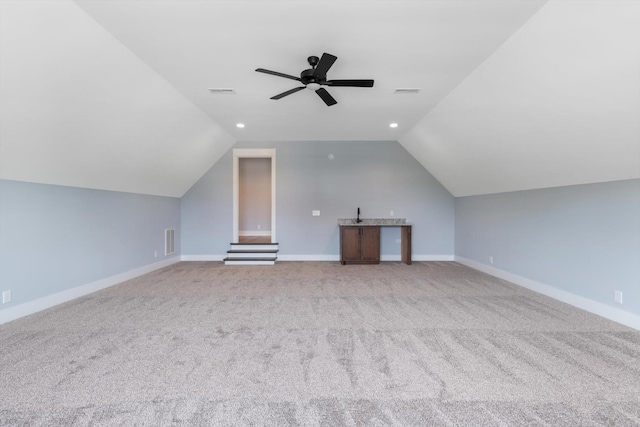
[
  {"left": 0, "top": 179, "right": 180, "bottom": 309},
  {"left": 455, "top": 179, "right": 640, "bottom": 315},
  {"left": 181, "top": 141, "right": 455, "bottom": 257},
  {"left": 239, "top": 158, "right": 271, "bottom": 233},
  {"left": 3, "top": 157, "right": 637, "bottom": 324}
]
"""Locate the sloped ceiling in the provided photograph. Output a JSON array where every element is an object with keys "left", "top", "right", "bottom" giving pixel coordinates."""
[
  {"left": 1, "top": 1, "right": 638, "bottom": 198},
  {"left": 0, "top": 0, "right": 235, "bottom": 197},
  {"left": 400, "top": 0, "right": 640, "bottom": 196}
]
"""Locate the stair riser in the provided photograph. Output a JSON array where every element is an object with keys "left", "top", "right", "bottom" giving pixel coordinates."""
[
  {"left": 226, "top": 252, "right": 276, "bottom": 258},
  {"left": 224, "top": 260, "right": 276, "bottom": 266},
  {"left": 230, "top": 245, "right": 278, "bottom": 251}
]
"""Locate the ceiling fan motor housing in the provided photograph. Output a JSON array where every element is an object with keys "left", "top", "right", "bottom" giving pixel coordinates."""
[{"left": 300, "top": 68, "right": 323, "bottom": 84}]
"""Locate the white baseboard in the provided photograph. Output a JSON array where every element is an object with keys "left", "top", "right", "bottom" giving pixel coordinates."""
[
  {"left": 181, "top": 254, "right": 455, "bottom": 262},
  {"left": 181, "top": 255, "right": 224, "bottom": 261},
  {"left": 380, "top": 254, "right": 455, "bottom": 261},
  {"left": 410, "top": 255, "right": 455, "bottom": 262},
  {"left": 455, "top": 256, "right": 640, "bottom": 330},
  {"left": 278, "top": 254, "right": 454, "bottom": 262},
  {"left": 0, "top": 257, "right": 181, "bottom": 325},
  {"left": 277, "top": 254, "right": 340, "bottom": 261},
  {"left": 182, "top": 254, "right": 342, "bottom": 262}
]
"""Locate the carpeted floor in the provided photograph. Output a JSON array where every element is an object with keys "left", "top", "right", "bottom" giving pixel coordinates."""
[{"left": 1, "top": 261, "right": 639, "bottom": 426}]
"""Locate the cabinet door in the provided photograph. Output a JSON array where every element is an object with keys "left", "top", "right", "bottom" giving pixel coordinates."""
[
  {"left": 360, "top": 226, "right": 380, "bottom": 262},
  {"left": 341, "top": 227, "right": 361, "bottom": 262}
]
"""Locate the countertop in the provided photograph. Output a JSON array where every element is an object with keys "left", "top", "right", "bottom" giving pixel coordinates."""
[{"left": 338, "top": 218, "right": 409, "bottom": 226}]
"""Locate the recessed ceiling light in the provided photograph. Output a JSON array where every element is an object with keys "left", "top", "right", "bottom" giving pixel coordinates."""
[
  {"left": 236, "top": 123, "right": 245, "bottom": 128},
  {"left": 389, "top": 123, "right": 398, "bottom": 128}
]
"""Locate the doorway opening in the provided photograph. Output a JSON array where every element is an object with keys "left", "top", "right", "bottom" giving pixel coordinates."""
[{"left": 233, "top": 149, "right": 276, "bottom": 244}]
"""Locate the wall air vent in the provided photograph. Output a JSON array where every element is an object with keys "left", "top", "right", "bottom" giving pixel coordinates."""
[
  {"left": 165, "top": 229, "right": 175, "bottom": 256},
  {"left": 394, "top": 88, "right": 421, "bottom": 94},
  {"left": 208, "top": 88, "right": 236, "bottom": 94}
]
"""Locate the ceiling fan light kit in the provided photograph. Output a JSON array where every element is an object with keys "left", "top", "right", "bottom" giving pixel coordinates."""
[{"left": 256, "top": 53, "right": 374, "bottom": 106}]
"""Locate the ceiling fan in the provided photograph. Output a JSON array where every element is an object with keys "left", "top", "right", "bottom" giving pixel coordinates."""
[{"left": 255, "top": 53, "right": 374, "bottom": 106}]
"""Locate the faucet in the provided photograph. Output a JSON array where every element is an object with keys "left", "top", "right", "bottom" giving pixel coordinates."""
[{"left": 357, "top": 207, "right": 362, "bottom": 223}]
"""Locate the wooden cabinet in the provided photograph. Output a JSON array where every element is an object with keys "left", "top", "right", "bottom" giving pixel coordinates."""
[
  {"left": 340, "top": 226, "right": 380, "bottom": 264},
  {"left": 401, "top": 225, "right": 412, "bottom": 265}
]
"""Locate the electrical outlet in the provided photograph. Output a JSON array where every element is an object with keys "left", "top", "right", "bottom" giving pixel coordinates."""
[
  {"left": 257, "top": 224, "right": 261, "bottom": 230},
  {"left": 390, "top": 210, "right": 395, "bottom": 216},
  {"left": 312, "top": 210, "right": 320, "bottom": 216},
  {"left": 395, "top": 239, "right": 401, "bottom": 244},
  {"left": 2, "top": 290, "right": 11, "bottom": 304},
  {"left": 615, "top": 290, "right": 623, "bottom": 304},
  {"left": 154, "top": 250, "right": 158, "bottom": 258},
  {"left": 489, "top": 256, "right": 494, "bottom": 264}
]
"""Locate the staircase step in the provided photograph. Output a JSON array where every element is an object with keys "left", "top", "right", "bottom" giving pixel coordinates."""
[
  {"left": 224, "top": 256, "right": 277, "bottom": 266},
  {"left": 226, "top": 243, "right": 279, "bottom": 265},
  {"left": 230, "top": 243, "right": 279, "bottom": 251},
  {"left": 230, "top": 242, "right": 279, "bottom": 245},
  {"left": 226, "top": 250, "right": 278, "bottom": 258},
  {"left": 229, "top": 247, "right": 277, "bottom": 252},
  {"left": 227, "top": 249, "right": 279, "bottom": 253}
]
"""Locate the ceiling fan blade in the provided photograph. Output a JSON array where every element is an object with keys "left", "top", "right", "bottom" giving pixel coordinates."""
[
  {"left": 315, "top": 88, "right": 337, "bottom": 106},
  {"left": 270, "top": 86, "right": 305, "bottom": 100},
  {"left": 256, "top": 68, "right": 302, "bottom": 82},
  {"left": 313, "top": 53, "right": 337, "bottom": 79},
  {"left": 326, "top": 79, "right": 374, "bottom": 87}
]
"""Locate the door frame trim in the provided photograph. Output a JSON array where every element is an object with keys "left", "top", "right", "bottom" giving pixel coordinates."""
[{"left": 233, "top": 148, "right": 276, "bottom": 243}]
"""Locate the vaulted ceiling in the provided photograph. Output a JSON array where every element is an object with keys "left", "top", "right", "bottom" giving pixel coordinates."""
[{"left": 1, "top": 1, "right": 638, "bottom": 197}]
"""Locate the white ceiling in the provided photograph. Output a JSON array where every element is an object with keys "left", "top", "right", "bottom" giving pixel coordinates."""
[
  {"left": 401, "top": 0, "right": 640, "bottom": 196},
  {"left": 1, "top": 1, "right": 638, "bottom": 197},
  {"left": 0, "top": 0, "right": 235, "bottom": 197},
  {"left": 73, "top": 0, "right": 547, "bottom": 142}
]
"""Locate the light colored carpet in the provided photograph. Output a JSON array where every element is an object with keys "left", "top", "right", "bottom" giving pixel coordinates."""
[{"left": 1, "top": 261, "right": 638, "bottom": 426}]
